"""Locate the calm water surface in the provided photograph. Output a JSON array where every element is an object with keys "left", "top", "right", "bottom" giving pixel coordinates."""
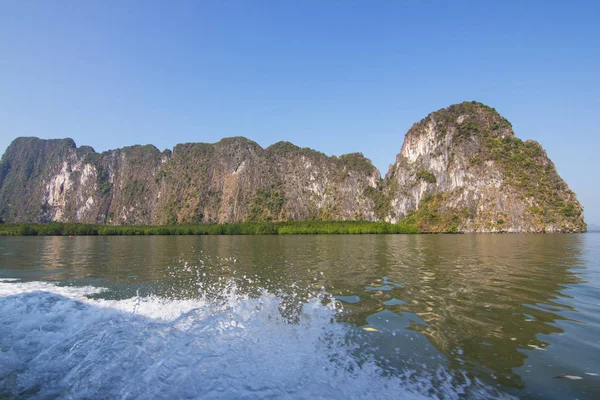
[{"left": 1, "top": 234, "right": 599, "bottom": 399}]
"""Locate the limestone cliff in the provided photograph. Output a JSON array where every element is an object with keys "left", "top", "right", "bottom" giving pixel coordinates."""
[
  {"left": 0, "top": 102, "right": 586, "bottom": 232},
  {"left": 0, "top": 137, "right": 379, "bottom": 225},
  {"left": 383, "top": 102, "right": 585, "bottom": 232}
]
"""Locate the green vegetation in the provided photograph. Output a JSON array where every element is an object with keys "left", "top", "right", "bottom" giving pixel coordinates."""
[
  {"left": 276, "top": 221, "right": 416, "bottom": 234},
  {"left": 416, "top": 170, "right": 436, "bottom": 183},
  {"left": 337, "top": 153, "right": 376, "bottom": 174},
  {"left": 401, "top": 192, "right": 470, "bottom": 232},
  {"left": 266, "top": 141, "right": 300, "bottom": 154},
  {"left": 455, "top": 122, "right": 479, "bottom": 139},
  {"left": 364, "top": 185, "right": 392, "bottom": 220},
  {"left": 82, "top": 151, "right": 99, "bottom": 165},
  {"left": 0, "top": 223, "right": 100, "bottom": 236},
  {"left": 418, "top": 101, "right": 512, "bottom": 141},
  {"left": 96, "top": 166, "right": 112, "bottom": 195},
  {"left": 245, "top": 185, "right": 285, "bottom": 222},
  {"left": 482, "top": 136, "right": 583, "bottom": 221},
  {"left": 0, "top": 221, "right": 418, "bottom": 236},
  {"left": 469, "top": 156, "right": 483, "bottom": 166},
  {"left": 266, "top": 141, "right": 327, "bottom": 160}
]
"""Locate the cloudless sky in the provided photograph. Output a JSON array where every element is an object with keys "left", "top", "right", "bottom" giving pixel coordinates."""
[{"left": 1, "top": 1, "right": 599, "bottom": 224}]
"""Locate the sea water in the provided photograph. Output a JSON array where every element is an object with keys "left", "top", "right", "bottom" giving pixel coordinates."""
[{"left": 1, "top": 234, "right": 599, "bottom": 399}]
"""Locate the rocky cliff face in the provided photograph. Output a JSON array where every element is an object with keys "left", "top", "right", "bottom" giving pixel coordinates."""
[
  {"left": 0, "top": 137, "right": 379, "bottom": 225},
  {"left": 383, "top": 102, "right": 585, "bottom": 232},
  {"left": 0, "top": 102, "right": 586, "bottom": 232}
]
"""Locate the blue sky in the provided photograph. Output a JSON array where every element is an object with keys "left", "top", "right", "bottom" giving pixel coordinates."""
[{"left": 1, "top": 1, "right": 599, "bottom": 224}]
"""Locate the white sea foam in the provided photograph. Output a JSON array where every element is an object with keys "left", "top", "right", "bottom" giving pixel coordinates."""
[{"left": 0, "top": 280, "right": 509, "bottom": 399}]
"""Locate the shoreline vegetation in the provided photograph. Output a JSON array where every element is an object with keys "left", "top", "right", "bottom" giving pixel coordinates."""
[{"left": 0, "top": 221, "right": 419, "bottom": 236}]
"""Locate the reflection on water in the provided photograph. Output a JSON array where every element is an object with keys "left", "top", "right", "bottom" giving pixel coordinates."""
[{"left": 1, "top": 234, "right": 599, "bottom": 399}]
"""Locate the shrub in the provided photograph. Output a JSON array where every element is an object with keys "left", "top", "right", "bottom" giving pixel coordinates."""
[{"left": 416, "top": 170, "right": 436, "bottom": 184}]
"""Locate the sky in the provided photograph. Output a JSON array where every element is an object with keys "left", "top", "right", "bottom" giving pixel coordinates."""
[{"left": 1, "top": 1, "right": 599, "bottom": 224}]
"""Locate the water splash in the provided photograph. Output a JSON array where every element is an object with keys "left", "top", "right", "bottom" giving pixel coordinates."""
[{"left": 0, "top": 280, "right": 510, "bottom": 399}]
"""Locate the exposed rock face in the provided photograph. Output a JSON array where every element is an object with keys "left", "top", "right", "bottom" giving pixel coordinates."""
[
  {"left": 0, "top": 137, "right": 379, "bottom": 225},
  {"left": 383, "top": 102, "right": 585, "bottom": 232},
  {"left": 150, "top": 138, "right": 380, "bottom": 224},
  {"left": 0, "top": 102, "right": 586, "bottom": 232}
]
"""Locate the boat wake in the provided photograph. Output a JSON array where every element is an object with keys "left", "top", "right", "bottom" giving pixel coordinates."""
[{"left": 0, "top": 279, "right": 509, "bottom": 399}]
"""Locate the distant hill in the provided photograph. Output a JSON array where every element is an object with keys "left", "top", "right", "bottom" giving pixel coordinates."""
[{"left": 0, "top": 102, "right": 586, "bottom": 232}]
